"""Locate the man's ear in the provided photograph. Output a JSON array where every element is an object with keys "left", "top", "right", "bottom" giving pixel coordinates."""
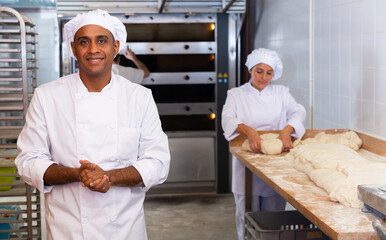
[{"left": 114, "top": 40, "right": 120, "bottom": 56}]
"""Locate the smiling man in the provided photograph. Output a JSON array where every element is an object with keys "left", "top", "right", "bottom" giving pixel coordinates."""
[{"left": 15, "top": 10, "right": 170, "bottom": 240}]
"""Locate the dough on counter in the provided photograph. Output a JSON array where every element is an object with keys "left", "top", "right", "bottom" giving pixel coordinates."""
[
  {"left": 242, "top": 133, "right": 283, "bottom": 155},
  {"left": 286, "top": 143, "right": 386, "bottom": 208},
  {"left": 296, "top": 131, "right": 362, "bottom": 150}
]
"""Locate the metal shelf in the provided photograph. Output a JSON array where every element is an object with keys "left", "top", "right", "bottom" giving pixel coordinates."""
[
  {"left": 0, "top": 6, "right": 40, "bottom": 239},
  {"left": 0, "top": 17, "right": 35, "bottom": 27},
  {"left": 0, "top": 67, "right": 38, "bottom": 72},
  {"left": 143, "top": 72, "right": 216, "bottom": 85}
]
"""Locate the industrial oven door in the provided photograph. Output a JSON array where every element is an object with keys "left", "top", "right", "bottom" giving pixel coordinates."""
[{"left": 167, "top": 133, "right": 216, "bottom": 193}]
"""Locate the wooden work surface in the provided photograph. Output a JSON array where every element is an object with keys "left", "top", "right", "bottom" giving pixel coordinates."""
[{"left": 230, "top": 129, "right": 386, "bottom": 240}]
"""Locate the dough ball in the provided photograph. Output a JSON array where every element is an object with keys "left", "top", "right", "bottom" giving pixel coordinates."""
[
  {"left": 241, "top": 133, "right": 284, "bottom": 155},
  {"left": 261, "top": 138, "right": 283, "bottom": 155}
]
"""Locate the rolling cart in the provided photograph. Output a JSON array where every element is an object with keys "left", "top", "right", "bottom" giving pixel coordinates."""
[{"left": 0, "top": 6, "right": 41, "bottom": 239}]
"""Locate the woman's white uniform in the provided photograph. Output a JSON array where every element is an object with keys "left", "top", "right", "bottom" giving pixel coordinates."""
[{"left": 221, "top": 81, "right": 306, "bottom": 239}]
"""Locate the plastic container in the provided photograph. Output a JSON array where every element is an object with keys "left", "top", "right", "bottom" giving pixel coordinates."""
[
  {"left": 0, "top": 159, "right": 16, "bottom": 191},
  {"left": 245, "top": 211, "right": 331, "bottom": 240},
  {"left": 0, "top": 205, "right": 21, "bottom": 239}
]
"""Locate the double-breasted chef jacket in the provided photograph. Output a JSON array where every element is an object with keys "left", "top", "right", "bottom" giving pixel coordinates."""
[
  {"left": 16, "top": 72, "right": 170, "bottom": 240},
  {"left": 222, "top": 81, "right": 306, "bottom": 196}
]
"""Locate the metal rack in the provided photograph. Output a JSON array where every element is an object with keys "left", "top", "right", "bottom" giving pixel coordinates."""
[{"left": 0, "top": 6, "right": 41, "bottom": 239}]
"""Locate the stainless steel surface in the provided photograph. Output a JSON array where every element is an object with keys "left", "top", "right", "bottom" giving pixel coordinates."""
[
  {"left": 372, "top": 220, "right": 386, "bottom": 240},
  {"left": 127, "top": 42, "right": 216, "bottom": 55},
  {"left": 157, "top": 103, "right": 216, "bottom": 115},
  {"left": 166, "top": 130, "right": 216, "bottom": 137},
  {"left": 358, "top": 184, "right": 386, "bottom": 217},
  {"left": 143, "top": 72, "right": 216, "bottom": 85},
  {"left": 56, "top": 0, "right": 246, "bottom": 15},
  {"left": 228, "top": 14, "right": 237, "bottom": 89},
  {"left": 167, "top": 136, "right": 215, "bottom": 182},
  {"left": 120, "top": 13, "right": 217, "bottom": 23}
]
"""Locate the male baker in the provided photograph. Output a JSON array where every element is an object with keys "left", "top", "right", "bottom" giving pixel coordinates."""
[{"left": 16, "top": 9, "right": 170, "bottom": 239}]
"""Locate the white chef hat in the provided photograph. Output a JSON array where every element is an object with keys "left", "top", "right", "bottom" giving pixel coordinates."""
[
  {"left": 63, "top": 9, "right": 127, "bottom": 59},
  {"left": 245, "top": 48, "right": 283, "bottom": 80}
]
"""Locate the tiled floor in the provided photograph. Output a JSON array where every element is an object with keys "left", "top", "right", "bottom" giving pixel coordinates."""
[{"left": 144, "top": 193, "right": 238, "bottom": 240}]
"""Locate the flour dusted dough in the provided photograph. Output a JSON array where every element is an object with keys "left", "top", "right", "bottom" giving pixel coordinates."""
[
  {"left": 286, "top": 137, "right": 386, "bottom": 208},
  {"left": 242, "top": 133, "right": 283, "bottom": 155},
  {"left": 296, "top": 131, "right": 362, "bottom": 150}
]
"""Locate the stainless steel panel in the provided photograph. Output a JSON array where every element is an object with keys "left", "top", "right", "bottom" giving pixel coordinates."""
[
  {"left": 143, "top": 72, "right": 216, "bottom": 85},
  {"left": 228, "top": 14, "right": 237, "bottom": 89},
  {"left": 120, "top": 13, "right": 217, "bottom": 24},
  {"left": 157, "top": 102, "right": 216, "bottom": 115},
  {"left": 127, "top": 42, "right": 216, "bottom": 54},
  {"left": 56, "top": 2, "right": 245, "bottom": 15},
  {"left": 167, "top": 136, "right": 215, "bottom": 182},
  {"left": 166, "top": 130, "right": 215, "bottom": 137}
]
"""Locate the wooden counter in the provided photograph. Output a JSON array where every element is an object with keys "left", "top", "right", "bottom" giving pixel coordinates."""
[{"left": 230, "top": 129, "right": 386, "bottom": 240}]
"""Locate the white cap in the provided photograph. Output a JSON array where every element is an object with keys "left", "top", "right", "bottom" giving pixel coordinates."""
[
  {"left": 63, "top": 9, "right": 127, "bottom": 59},
  {"left": 245, "top": 48, "right": 283, "bottom": 80}
]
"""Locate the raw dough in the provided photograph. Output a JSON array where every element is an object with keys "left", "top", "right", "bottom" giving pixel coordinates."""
[
  {"left": 286, "top": 142, "right": 386, "bottom": 208},
  {"left": 296, "top": 131, "right": 362, "bottom": 150},
  {"left": 242, "top": 133, "right": 283, "bottom": 155}
]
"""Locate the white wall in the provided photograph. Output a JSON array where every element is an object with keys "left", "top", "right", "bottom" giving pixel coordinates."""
[
  {"left": 253, "top": 0, "right": 386, "bottom": 140},
  {"left": 252, "top": 0, "right": 311, "bottom": 129},
  {"left": 19, "top": 9, "right": 60, "bottom": 86}
]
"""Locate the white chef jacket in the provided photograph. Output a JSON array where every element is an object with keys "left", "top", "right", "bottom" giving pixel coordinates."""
[
  {"left": 15, "top": 72, "right": 170, "bottom": 240},
  {"left": 112, "top": 64, "right": 144, "bottom": 84},
  {"left": 222, "top": 81, "right": 305, "bottom": 196}
]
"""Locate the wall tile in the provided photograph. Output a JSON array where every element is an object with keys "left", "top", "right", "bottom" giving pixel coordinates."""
[
  {"left": 340, "top": 35, "right": 351, "bottom": 66},
  {"left": 350, "top": 1, "right": 364, "bottom": 34},
  {"left": 330, "top": 35, "right": 340, "bottom": 66},
  {"left": 374, "top": 33, "right": 386, "bottom": 67},
  {"left": 330, "top": 66, "right": 340, "bottom": 95},
  {"left": 350, "top": 35, "right": 362, "bottom": 66},
  {"left": 362, "top": 0, "right": 376, "bottom": 34},
  {"left": 339, "top": 65, "right": 350, "bottom": 97},
  {"left": 360, "top": 100, "right": 375, "bottom": 133},
  {"left": 339, "top": 96, "right": 350, "bottom": 126},
  {"left": 374, "top": 69, "right": 386, "bottom": 104},
  {"left": 339, "top": 4, "right": 351, "bottom": 36},
  {"left": 254, "top": 0, "right": 386, "bottom": 138},
  {"left": 362, "top": 34, "right": 375, "bottom": 67},
  {"left": 349, "top": 98, "right": 362, "bottom": 129},
  {"left": 362, "top": 68, "right": 375, "bottom": 102},
  {"left": 349, "top": 66, "right": 362, "bottom": 99},
  {"left": 375, "top": 0, "right": 386, "bottom": 33},
  {"left": 374, "top": 103, "right": 386, "bottom": 137}
]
